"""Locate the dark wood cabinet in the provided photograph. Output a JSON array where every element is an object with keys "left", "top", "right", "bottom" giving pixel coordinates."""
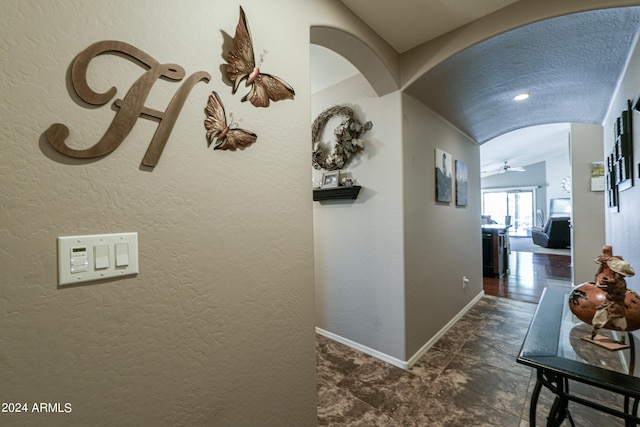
[{"left": 482, "top": 225, "right": 509, "bottom": 278}]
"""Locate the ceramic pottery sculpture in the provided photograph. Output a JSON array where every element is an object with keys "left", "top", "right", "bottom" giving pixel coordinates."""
[{"left": 569, "top": 245, "right": 640, "bottom": 345}]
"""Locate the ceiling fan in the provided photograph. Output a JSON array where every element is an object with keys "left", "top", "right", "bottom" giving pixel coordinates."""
[
  {"left": 498, "top": 161, "right": 525, "bottom": 173},
  {"left": 482, "top": 161, "right": 526, "bottom": 176}
]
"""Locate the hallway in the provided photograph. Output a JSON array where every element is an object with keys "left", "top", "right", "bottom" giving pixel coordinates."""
[
  {"left": 317, "top": 293, "right": 619, "bottom": 426},
  {"left": 316, "top": 251, "right": 602, "bottom": 426}
]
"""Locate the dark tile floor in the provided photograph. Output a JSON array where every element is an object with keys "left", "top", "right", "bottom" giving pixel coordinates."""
[{"left": 316, "top": 294, "right": 625, "bottom": 426}]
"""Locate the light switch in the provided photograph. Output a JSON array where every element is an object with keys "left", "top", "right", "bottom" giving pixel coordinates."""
[
  {"left": 57, "top": 232, "right": 138, "bottom": 286},
  {"left": 115, "top": 243, "right": 129, "bottom": 267},
  {"left": 94, "top": 244, "right": 109, "bottom": 269}
]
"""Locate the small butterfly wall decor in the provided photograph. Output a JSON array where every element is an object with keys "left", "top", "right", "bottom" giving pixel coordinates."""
[
  {"left": 204, "top": 91, "right": 257, "bottom": 150},
  {"left": 226, "top": 6, "right": 295, "bottom": 108}
]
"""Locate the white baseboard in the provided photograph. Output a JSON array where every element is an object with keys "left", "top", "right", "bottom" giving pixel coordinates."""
[
  {"left": 316, "top": 290, "right": 485, "bottom": 370},
  {"left": 316, "top": 327, "right": 410, "bottom": 369},
  {"left": 404, "top": 290, "right": 485, "bottom": 368}
]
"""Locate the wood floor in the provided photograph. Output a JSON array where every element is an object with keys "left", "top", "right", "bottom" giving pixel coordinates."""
[{"left": 483, "top": 251, "right": 573, "bottom": 304}]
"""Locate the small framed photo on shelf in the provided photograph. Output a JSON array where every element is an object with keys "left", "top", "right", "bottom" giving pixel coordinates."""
[{"left": 321, "top": 171, "right": 339, "bottom": 188}]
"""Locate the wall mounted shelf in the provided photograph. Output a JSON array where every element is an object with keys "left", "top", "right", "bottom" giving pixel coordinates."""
[{"left": 313, "top": 185, "right": 361, "bottom": 201}]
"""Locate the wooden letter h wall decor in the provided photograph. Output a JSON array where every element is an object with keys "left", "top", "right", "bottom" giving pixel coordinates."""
[{"left": 47, "top": 40, "right": 211, "bottom": 168}]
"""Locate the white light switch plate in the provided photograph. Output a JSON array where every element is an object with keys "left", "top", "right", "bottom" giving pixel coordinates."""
[{"left": 57, "top": 232, "right": 138, "bottom": 286}]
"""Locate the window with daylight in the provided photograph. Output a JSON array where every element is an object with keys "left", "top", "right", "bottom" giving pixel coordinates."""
[{"left": 482, "top": 188, "right": 536, "bottom": 237}]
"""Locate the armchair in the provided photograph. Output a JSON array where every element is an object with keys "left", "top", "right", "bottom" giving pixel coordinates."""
[{"left": 531, "top": 217, "right": 571, "bottom": 249}]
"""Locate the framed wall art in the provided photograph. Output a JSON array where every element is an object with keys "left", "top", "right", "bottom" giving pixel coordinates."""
[
  {"left": 613, "top": 100, "right": 634, "bottom": 192},
  {"left": 321, "top": 171, "right": 339, "bottom": 188},
  {"left": 606, "top": 152, "right": 619, "bottom": 211},
  {"left": 435, "top": 148, "right": 452, "bottom": 203},
  {"left": 455, "top": 160, "right": 468, "bottom": 206},
  {"left": 607, "top": 99, "right": 634, "bottom": 211}
]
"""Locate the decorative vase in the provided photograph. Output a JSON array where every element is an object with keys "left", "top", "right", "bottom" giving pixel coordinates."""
[{"left": 569, "top": 282, "right": 640, "bottom": 331}]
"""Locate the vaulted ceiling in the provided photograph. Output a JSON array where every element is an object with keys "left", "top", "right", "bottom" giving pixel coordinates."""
[
  {"left": 338, "top": 1, "right": 640, "bottom": 170},
  {"left": 403, "top": 7, "right": 640, "bottom": 144}
]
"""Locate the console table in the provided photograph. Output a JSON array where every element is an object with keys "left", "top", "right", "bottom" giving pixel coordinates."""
[{"left": 517, "top": 287, "right": 640, "bottom": 426}]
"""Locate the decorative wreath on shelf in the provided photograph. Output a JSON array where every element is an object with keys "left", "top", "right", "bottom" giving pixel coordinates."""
[{"left": 311, "top": 105, "right": 373, "bottom": 171}]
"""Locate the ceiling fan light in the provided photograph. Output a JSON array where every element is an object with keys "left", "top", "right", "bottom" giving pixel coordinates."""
[{"left": 514, "top": 92, "right": 529, "bottom": 101}]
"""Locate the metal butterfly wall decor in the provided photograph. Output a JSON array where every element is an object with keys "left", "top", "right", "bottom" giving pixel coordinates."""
[
  {"left": 204, "top": 91, "right": 257, "bottom": 150},
  {"left": 226, "top": 6, "right": 295, "bottom": 108}
]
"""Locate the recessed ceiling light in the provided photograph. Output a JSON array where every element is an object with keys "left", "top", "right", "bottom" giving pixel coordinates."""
[{"left": 514, "top": 93, "right": 529, "bottom": 101}]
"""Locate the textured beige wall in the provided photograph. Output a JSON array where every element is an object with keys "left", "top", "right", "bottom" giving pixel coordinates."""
[
  {"left": 603, "top": 25, "right": 640, "bottom": 294},
  {"left": 1, "top": 0, "right": 317, "bottom": 425},
  {"left": 570, "top": 124, "right": 605, "bottom": 286},
  {"left": 402, "top": 94, "right": 483, "bottom": 358},
  {"left": 312, "top": 74, "right": 406, "bottom": 361}
]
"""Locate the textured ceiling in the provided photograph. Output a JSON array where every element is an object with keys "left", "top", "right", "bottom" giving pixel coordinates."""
[
  {"left": 338, "top": 3, "right": 640, "bottom": 170},
  {"left": 479, "top": 123, "right": 570, "bottom": 177},
  {"left": 405, "top": 7, "right": 640, "bottom": 144}
]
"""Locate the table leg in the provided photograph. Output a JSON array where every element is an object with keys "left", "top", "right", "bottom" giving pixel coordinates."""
[
  {"left": 546, "top": 376, "right": 572, "bottom": 427},
  {"left": 547, "top": 396, "right": 569, "bottom": 427},
  {"left": 627, "top": 396, "right": 639, "bottom": 427},
  {"left": 530, "top": 378, "right": 543, "bottom": 427}
]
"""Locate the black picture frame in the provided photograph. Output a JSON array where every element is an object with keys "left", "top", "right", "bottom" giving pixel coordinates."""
[
  {"left": 607, "top": 100, "right": 634, "bottom": 211},
  {"left": 617, "top": 100, "right": 634, "bottom": 191}
]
